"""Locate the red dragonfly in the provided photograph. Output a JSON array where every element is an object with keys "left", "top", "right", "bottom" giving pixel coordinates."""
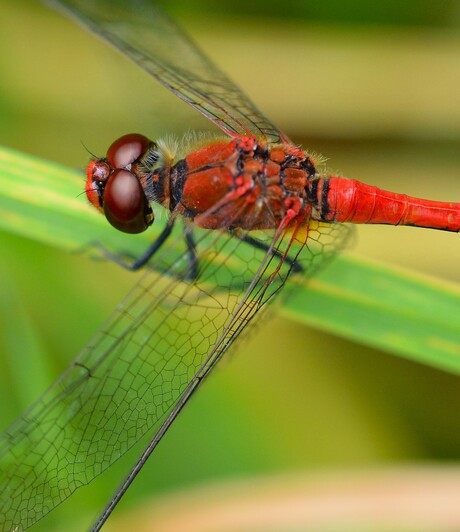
[{"left": 1, "top": 1, "right": 459, "bottom": 531}]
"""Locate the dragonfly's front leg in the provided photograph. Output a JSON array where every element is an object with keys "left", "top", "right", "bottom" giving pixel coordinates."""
[{"left": 94, "top": 220, "right": 176, "bottom": 271}]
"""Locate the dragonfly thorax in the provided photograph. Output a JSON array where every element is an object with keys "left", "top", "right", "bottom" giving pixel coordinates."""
[{"left": 163, "top": 137, "right": 318, "bottom": 230}]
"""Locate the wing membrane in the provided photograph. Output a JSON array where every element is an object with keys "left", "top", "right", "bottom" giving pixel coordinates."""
[
  {"left": 46, "top": 0, "right": 289, "bottom": 145},
  {"left": 0, "top": 217, "right": 350, "bottom": 530}
]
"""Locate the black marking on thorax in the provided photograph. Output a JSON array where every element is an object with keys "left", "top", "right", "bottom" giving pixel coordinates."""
[
  {"left": 170, "top": 158, "right": 188, "bottom": 211},
  {"left": 320, "top": 178, "right": 330, "bottom": 219},
  {"left": 302, "top": 156, "right": 317, "bottom": 178}
]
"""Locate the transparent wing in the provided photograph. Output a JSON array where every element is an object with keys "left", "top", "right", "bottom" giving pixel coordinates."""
[
  {"left": 0, "top": 217, "right": 351, "bottom": 530},
  {"left": 46, "top": 0, "right": 290, "bottom": 146}
]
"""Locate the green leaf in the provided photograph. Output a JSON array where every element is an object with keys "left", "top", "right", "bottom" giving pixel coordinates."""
[
  {"left": 285, "top": 256, "right": 460, "bottom": 374},
  {"left": 1, "top": 143, "right": 459, "bottom": 376}
]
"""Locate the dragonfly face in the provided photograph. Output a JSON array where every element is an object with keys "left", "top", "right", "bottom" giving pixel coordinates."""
[{"left": 86, "top": 133, "right": 157, "bottom": 233}]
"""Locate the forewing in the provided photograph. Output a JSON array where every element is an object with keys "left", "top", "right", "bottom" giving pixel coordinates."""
[{"left": 45, "top": 0, "right": 289, "bottom": 146}]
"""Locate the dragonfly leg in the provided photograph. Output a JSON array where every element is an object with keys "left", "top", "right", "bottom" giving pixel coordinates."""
[
  {"left": 184, "top": 230, "right": 199, "bottom": 280},
  {"left": 85, "top": 221, "right": 201, "bottom": 277},
  {"left": 87, "top": 221, "right": 176, "bottom": 271},
  {"left": 234, "top": 232, "right": 303, "bottom": 273}
]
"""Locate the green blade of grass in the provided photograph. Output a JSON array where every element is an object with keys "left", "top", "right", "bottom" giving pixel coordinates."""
[
  {"left": 1, "top": 144, "right": 459, "bottom": 374},
  {"left": 285, "top": 256, "right": 460, "bottom": 374}
]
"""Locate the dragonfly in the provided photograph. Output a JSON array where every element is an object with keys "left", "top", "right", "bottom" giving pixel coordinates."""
[{"left": 1, "top": 0, "right": 459, "bottom": 530}]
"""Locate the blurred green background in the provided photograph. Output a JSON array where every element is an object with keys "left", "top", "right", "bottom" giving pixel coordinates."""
[{"left": 1, "top": 0, "right": 460, "bottom": 529}]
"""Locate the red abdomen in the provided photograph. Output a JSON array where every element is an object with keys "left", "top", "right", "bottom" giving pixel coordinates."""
[{"left": 309, "top": 177, "right": 460, "bottom": 232}]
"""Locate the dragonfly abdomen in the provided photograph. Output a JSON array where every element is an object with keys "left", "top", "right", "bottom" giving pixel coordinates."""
[{"left": 308, "top": 177, "right": 460, "bottom": 232}]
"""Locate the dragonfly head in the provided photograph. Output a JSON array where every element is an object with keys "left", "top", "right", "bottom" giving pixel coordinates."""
[{"left": 86, "top": 134, "right": 158, "bottom": 234}]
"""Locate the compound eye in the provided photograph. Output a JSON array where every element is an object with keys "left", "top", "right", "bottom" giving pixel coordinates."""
[
  {"left": 106, "top": 134, "right": 150, "bottom": 168},
  {"left": 103, "top": 169, "right": 154, "bottom": 234}
]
